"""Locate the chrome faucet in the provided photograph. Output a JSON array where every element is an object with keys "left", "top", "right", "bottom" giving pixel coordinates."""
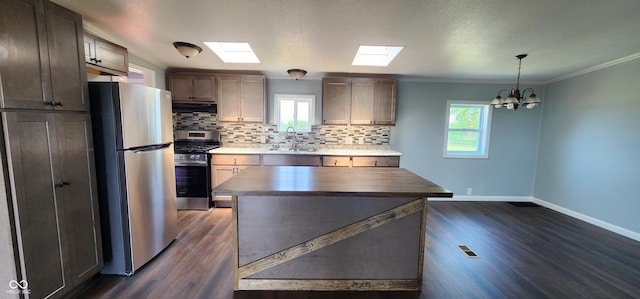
[{"left": 286, "top": 126, "right": 298, "bottom": 151}]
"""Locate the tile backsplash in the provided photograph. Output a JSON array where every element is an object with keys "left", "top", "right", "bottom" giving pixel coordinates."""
[{"left": 172, "top": 112, "right": 390, "bottom": 149}]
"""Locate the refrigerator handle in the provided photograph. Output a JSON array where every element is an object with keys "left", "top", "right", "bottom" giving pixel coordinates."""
[{"left": 127, "top": 142, "right": 173, "bottom": 153}]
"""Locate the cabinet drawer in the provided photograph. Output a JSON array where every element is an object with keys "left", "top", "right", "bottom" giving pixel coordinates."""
[
  {"left": 263, "top": 155, "right": 321, "bottom": 166},
  {"left": 352, "top": 156, "right": 400, "bottom": 167},
  {"left": 322, "top": 156, "right": 351, "bottom": 167},
  {"left": 211, "top": 154, "right": 260, "bottom": 166}
]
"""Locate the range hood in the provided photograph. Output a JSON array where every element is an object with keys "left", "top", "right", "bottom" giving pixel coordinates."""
[{"left": 172, "top": 102, "right": 217, "bottom": 113}]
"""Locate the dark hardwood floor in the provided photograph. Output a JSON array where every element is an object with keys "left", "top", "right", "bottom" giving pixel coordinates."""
[{"left": 69, "top": 202, "right": 640, "bottom": 299}]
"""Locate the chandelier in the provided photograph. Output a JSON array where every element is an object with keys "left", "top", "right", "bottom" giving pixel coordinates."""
[{"left": 491, "top": 54, "right": 542, "bottom": 110}]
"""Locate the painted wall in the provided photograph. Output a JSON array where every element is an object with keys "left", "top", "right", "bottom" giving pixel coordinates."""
[
  {"left": 391, "top": 81, "right": 543, "bottom": 196},
  {"left": 128, "top": 53, "right": 166, "bottom": 89},
  {"left": 534, "top": 59, "right": 640, "bottom": 234}
]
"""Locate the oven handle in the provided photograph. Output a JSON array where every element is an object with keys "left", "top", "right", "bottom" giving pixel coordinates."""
[{"left": 175, "top": 161, "right": 208, "bottom": 167}]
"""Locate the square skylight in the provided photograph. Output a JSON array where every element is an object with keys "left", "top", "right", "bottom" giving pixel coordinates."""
[
  {"left": 203, "top": 42, "right": 260, "bottom": 63},
  {"left": 351, "top": 45, "right": 404, "bottom": 66}
]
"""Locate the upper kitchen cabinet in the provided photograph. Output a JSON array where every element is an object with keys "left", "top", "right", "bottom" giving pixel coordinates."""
[
  {"left": 0, "top": 0, "right": 89, "bottom": 111},
  {"left": 166, "top": 72, "right": 216, "bottom": 103},
  {"left": 83, "top": 31, "right": 128, "bottom": 77},
  {"left": 322, "top": 77, "right": 351, "bottom": 125},
  {"left": 217, "top": 74, "right": 265, "bottom": 123},
  {"left": 322, "top": 77, "right": 397, "bottom": 126}
]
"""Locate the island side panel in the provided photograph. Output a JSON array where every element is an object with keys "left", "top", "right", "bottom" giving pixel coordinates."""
[{"left": 234, "top": 195, "right": 427, "bottom": 290}]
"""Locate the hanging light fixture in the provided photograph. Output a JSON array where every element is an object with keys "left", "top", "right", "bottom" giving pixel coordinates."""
[
  {"left": 287, "top": 69, "right": 307, "bottom": 80},
  {"left": 491, "top": 54, "right": 542, "bottom": 110},
  {"left": 173, "top": 42, "right": 202, "bottom": 59}
]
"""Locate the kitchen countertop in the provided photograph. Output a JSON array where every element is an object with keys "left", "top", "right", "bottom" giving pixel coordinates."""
[
  {"left": 208, "top": 147, "right": 402, "bottom": 156},
  {"left": 214, "top": 166, "right": 451, "bottom": 197}
]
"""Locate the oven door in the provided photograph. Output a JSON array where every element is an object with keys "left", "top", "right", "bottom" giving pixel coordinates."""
[{"left": 175, "top": 161, "right": 210, "bottom": 210}]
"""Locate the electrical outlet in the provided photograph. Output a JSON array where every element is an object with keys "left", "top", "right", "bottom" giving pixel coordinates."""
[
  {"left": 466, "top": 188, "right": 472, "bottom": 196},
  {"left": 358, "top": 137, "right": 364, "bottom": 144},
  {"left": 260, "top": 136, "right": 266, "bottom": 144}
]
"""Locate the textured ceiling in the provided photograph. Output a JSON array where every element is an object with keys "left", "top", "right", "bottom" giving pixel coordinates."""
[{"left": 53, "top": 0, "right": 640, "bottom": 82}]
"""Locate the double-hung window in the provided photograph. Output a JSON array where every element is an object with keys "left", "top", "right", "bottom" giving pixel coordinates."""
[
  {"left": 274, "top": 94, "right": 315, "bottom": 132},
  {"left": 444, "top": 101, "right": 492, "bottom": 158}
]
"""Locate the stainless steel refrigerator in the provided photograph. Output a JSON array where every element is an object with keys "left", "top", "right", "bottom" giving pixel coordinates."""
[{"left": 89, "top": 81, "right": 178, "bottom": 275}]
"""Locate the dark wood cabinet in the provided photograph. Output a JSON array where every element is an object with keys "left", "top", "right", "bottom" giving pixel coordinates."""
[
  {"left": 166, "top": 73, "right": 216, "bottom": 102},
  {"left": 322, "top": 77, "right": 397, "bottom": 125},
  {"left": 217, "top": 74, "right": 265, "bottom": 122},
  {"left": 322, "top": 78, "right": 351, "bottom": 125},
  {"left": 1, "top": 1, "right": 101, "bottom": 297},
  {"left": 83, "top": 31, "right": 128, "bottom": 76},
  {"left": 0, "top": 0, "right": 88, "bottom": 111},
  {"left": 3, "top": 111, "right": 102, "bottom": 298}
]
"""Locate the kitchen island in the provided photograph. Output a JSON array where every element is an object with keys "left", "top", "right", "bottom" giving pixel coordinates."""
[{"left": 214, "top": 166, "right": 452, "bottom": 292}]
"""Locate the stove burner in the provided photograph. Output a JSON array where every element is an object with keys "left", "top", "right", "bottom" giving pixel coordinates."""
[{"left": 174, "top": 143, "right": 220, "bottom": 154}]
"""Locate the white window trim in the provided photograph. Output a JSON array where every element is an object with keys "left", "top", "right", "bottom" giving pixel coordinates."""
[
  {"left": 274, "top": 94, "right": 316, "bottom": 132},
  {"left": 443, "top": 100, "right": 492, "bottom": 159}
]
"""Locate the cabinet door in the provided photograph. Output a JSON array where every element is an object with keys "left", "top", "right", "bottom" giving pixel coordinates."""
[
  {"left": 350, "top": 79, "right": 375, "bottom": 125},
  {"left": 82, "top": 33, "right": 95, "bottom": 65},
  {"left": 322, "top": 156, "right": 352, "bottom": 167},
  {"left": 94, "top": 38, "right": 128, "bottom": 75},
  {"left": 373, "top": 79, "right": 397, "bottom": 125},
  {"left": 55, "top": 113, "right": 102, "bottom": 285},
  {"left": 240, "top": 75, "right": 265, "bottom": 122},
  {"left": 352, "top": 156, "right": 399, "bottom": 167},
  {"left": 211, "top": 165, "right": 236, "bottom": 202},
  {"left": 0, "top": 0, "right": 53, "bottom": 110},
  {"left": 193, "top": 75, "right": 216, "bottom": 102},
  {"left": 46, "top": 1, "right": 89, "bottom": 112},
  {"left": 3, "top": 111, "right": 67, "bottom": 299},
  {"left": 167, "top": 75, "right": 193, "bottom": 101},
  {"left": 217, "top": 75, "right": 242, "bottom": 122},
  {"left": 322, "top": 78, "right": 350, "bottom": 125}
]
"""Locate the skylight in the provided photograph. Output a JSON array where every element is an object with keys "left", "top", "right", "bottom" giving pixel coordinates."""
[
  {"left": 351, "top": 45, "right": 404, "bottom": 67},
  {"left": 203, "top": 42, "right": 260, "bottom": 63}
]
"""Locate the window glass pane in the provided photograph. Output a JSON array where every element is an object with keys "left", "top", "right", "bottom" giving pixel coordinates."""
[
  {"left": 447, "top": 131, "right": 480, "bottom": 152},
  {"left": 449, "top": 106, "right": 481, "bottom": 130},
  {"left": 279, "top": 100, "right": 295, "bottom": 129},
  {"left": 297, "top": 102, "right": 310, "bottom": 130}
]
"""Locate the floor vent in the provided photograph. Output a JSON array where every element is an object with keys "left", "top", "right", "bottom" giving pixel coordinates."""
[{"left": 458, "top": 245, "right": 479, "bottom": 257}]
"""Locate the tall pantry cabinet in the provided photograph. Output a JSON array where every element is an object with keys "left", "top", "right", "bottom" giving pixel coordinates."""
[{"left": 0, "top": 0, "right": 102, "bottom": 298}]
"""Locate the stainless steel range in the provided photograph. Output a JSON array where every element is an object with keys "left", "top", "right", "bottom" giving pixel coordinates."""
[{"left": 174, "top": 130, "right": 220, "bottom": 210}]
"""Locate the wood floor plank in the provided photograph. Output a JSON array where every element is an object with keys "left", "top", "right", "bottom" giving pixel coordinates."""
[{"left": 70, "top": 202, "right": 640, "bottom": 299}]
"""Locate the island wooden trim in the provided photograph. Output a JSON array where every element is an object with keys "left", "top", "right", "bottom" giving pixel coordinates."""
[
  {"left": 237, "top": 198, "right": 424, "bottom": 279},
  {"left": 232, "top": 196, "right": 239, "bottom": 291},
  {"left": 417, "top": 198, "right": 428, "bottom": 283},
  {"left": 238, "top": 279, "right": 421, "bottom": 291}
]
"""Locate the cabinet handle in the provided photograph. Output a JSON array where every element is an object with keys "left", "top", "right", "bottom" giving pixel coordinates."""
[
  {"left": 55, "top": 181, "right": 71, "bottom": 188},
  {"left": 90, "top": 57, "right": 102, "bottom": 63},
  {"left": 334, "top": 160, "right": 338, "bottom": 166},
  {"left": 374, "top": 160, "right": 378, "bottom": 166},
  {"left": 45, "top": 101, "right": 63, "bottom": 106},
  {"left": 233, "top": 158, "right": 237, "bottom": 165}
]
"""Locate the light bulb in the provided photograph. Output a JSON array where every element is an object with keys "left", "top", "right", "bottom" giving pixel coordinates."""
[
  {"left": 526, "top": 103, "right": 536, "bottom": 109},
  {"left": 494, "top": 104, "right": 502, "bottom": 108},
  {"left": 506, "top": 103, "right": 515, "bottom": 110}
]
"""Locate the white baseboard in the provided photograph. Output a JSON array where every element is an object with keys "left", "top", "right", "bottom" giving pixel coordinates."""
[
  {"left": 429, "top": 195, "right": 532, "bottom": 202},
  {"left": 428, "top": 195, "right": 640, "bottom": 242},
  {"left": 532, "top": 197, "right": 640, "bottom": 242}
]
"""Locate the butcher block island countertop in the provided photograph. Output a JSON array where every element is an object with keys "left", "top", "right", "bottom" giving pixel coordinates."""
[{"left": 214, "top": 166, "right": 452, "bottom": 292}]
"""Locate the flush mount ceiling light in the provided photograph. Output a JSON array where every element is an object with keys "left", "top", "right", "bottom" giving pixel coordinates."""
[
  {"left": 287, "top": 69, "right": 307, "bottom": 80},
  {"left": 491, "top": 54, "right": 542, "bottom": 110},
  {"left": 203, "top": 42, "right": 260, "bottom": 63},
  {"left": 351, "top": 45, "right": 404, "bottom": 66},
  {"left": 173, "top": 42, "right": 202, "bottom": 59}
]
